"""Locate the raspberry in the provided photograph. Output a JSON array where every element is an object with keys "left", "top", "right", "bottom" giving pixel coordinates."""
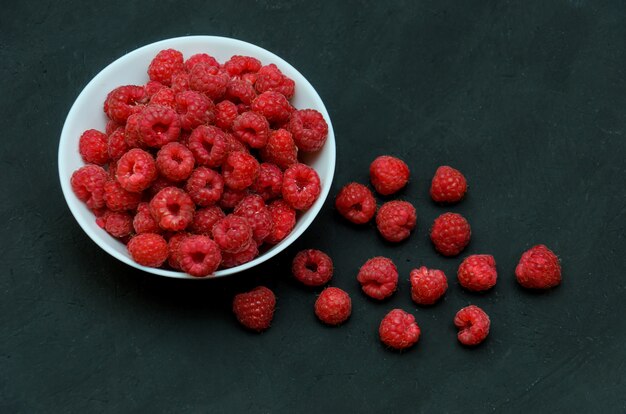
[
  {"left": 241, "top": 72, "right": 258, "bottom": 85},
  {"left": 104, "top": 180, "right": 141, "bottom": 211},
  {"left": 255, "top": 64, "right": 295, "bottom": 99},
  {"left": 170, "top": 71, "right": 190, "bottom": 95},
  {"left": 232, "top": 111, "right": 270, "bottom": 149},
  {"left": 232, "top": 286, "right": 276, "bottom": 332},
  {"left": 265, "top": 199, "right": 296, "bottom": 244},
  {"left": 259, "top": 129, "right": 298, "bottom": 169},
  {"left": 70, "top": 165, "right": 107, "bottom": 210},
  {"left": 185, "top": 167, "right": 224, "bottom": 207},
  {"left": 282, "top": 163, "right": 321, "bottom": 211},
  {"left": 214, "top": 100, "right": 239, "bottom": 130},
  {"left": 190, "top": 206, "right": 225, "bottom": 235},
  {"left": 430, "top": 166, "right": 467, "bottom": 203},
  {"left": 222, "top": 151, "right": 260, "bottom": 190},
  {"left": 251, "top": 91, "right": 292, "bottom": 125},
  {"left": 250, "top": 163, "right": 283, "bottom": 201},
  {"left": 177, "top": 235, "right": 222, "bottom": 277},
  {"left": 116, "top": 148, "right": 157, "bottom": 192},
  {"left": 149, "top": 187, "right": 195, "bottom": 231},
  {"left": 376, "top": 200, "right": 416, "bottom": 242},
  {"left": 458, "top": 255, "right": 497, "bottom": 292},
  {"left": 133, "top": 202, "right": 161, "bottom": 234},
  {"left": 430, "top": 212, "right": 471, "bottom": 256},
  {"left": 288, "top": 109, "right": 328, "bottom": 152},
  {"left": 104, "top": 85, "right": 147, "bottom": 124},
  {"left": 187, "top": 125, "right": 228, "bottom": 168},
  {"left": 357, "top": 257, "right": 398, "bottom": 300},
  {"left": 369, "top": 155, "right": 410, "bottom": 196},
  {"left": 97, "top": 210, "right": 133, "bottom": 238},
  {"left": 105, "top": 119, "right": 122, "bottom": 135},
  {"left": 225, "top": 79, "right": 257, "bottom": 105},
  {"left": 176, "top": 90, "right": 215, "bottom": 130},
  {"left": 335, "top": 183, "right": 377, "bottom": 224},
  {"left": 107, "top": 127, "right": 129, "bottom": 161},
  {"left": 314, "top": 287, "right": 351, "bottom": 325},
  {"left": 515, "top": 245, "right": 562, "bottom": 289},
  {"left": 149, "top": 87, "right": 176, "bottom": 108},
  {"left": 184, "top": 53, "right": 219, "bottom": 72},
  {"left": 78, "top": 129, "right": 109, "bottom": 165},
  {"left": 124, "top": 113, "right": 144, "bottom": 149},
  {"left": 224, "top": 133, "right": 249, "bottom": 154},
  {"left": 146, "top": 175, "right": 179, "bottom": 198},
  {"left": 144, "top": 80, "right": 165, "bottom": 97},
  {"left": 223, "top": 55, "right": 262, "bottom": 77},
  {"left": 219, "top": 187, "right": 248, "bottom": 210},
  {"left": 155, "top": 142, "right": 195, "bottom": 182},
  {"left": 212, "top": 214, "right": 253, "bottom": 253},
  {"left": 221, "top": 241, "right": 258, "bottom": 269},
  {"left": 233, "top": 195, "right": 272, "bottom": 244},
  {"left": 147, "top": 49, "right": 184, "bottom": 86},
  {"left": 189, "top": 63, "right": 229, "bottom": 100},
  {"left": 127, "top": 233, "right": 168, "bottom": 268},
  {"left": 379, "top": 309, "right": 421, "bottom": 350},
  {"left": 166, "top": 232, "right": 188, "bottom": 269},
  {"left": 410, "top": 266, "right": 448, "bottom": 305},
  {"left": 137, "top": 105, "right": 181, "bottom": 148},
  {"left": 454, "top": 305, "right": 490, "bottom": 346},
  {"left": 291, "top": 249, "right": 333, "bottom": 287}
]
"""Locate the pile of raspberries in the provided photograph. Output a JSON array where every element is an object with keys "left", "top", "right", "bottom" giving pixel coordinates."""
[
  {"left": 70, "top": 49, "right": 329, "bottom": 277},
  {"left": 234, "top": 159, "right": 562, "bottom": 350}
]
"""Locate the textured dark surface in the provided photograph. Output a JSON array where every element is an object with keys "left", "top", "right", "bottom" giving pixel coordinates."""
[{"left": 2, "top": 1, "right": 626, "bottom": 412}]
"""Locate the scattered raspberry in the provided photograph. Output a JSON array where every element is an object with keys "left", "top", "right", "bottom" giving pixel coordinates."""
[
  {"left": 184, "top": 53, "right": 219, "bottom": 72},
  {"left": 144, "top": 80, "right": 165, "bottom": 97},
  {"left": 219, "top": 187, "right": 248, "bottom": 210},
  {"left": 70, "top": 165, "right": 107, "bottom": 210},
  {"left": 104, "top": 85, "right": 147, "bottom": 124},
  {"left": 410, "top": 266, "right": 448, "bottom": 305},
  {"left": 251, "top": 91, "right": 292, "bottom": 125},
  {"left": 133, "top": 202, "right": 161, "bottom": 234},
  {"left": 166, "top": 232, "right": 188, "bottom": 270},
  {"left": 260, "top": 129, "right": 298, "bottom": 169},
  {"left": 515, "top": 245, "right": 562, "bottom": 289},
  {"left": 78, "top": 129, "right": 109, "bottom": 165},
  {"left": 176, "top": 90, "right": 215, "bottom": 130},
  {"left": 430, "top": 166, "right": 467, "bottom": 203},
  {"left": 291, "top": 249, "right": 333, "bottom": 287},
  {"left": 170, "top": 71, "right": 190, "bottom": 95},
  {"left": 115, "top": 148, "right": 157, "bottom": 192},
  {"left": 357, "top": 257, "right": 398, "bottom": 300},
  {"left": 335, "top": 183, "right": 377, "bottom": 224},
  {"left": 212, "top": 214, "right": 253, "bottom": 253},
  {"left": 149, "top": 187, "right": 195, "bottom": 231},
  {"left": 232, "top": 111, "right": 270, "bottom": 149},
  {"left": 107, "top": 127, "right": 129, "bottom": 161},
  {"left": 265, "top": 199, "right": 296, "bottom": 244},
  {"left": 187, "top": 125, "right": 228, "bottom": 168},
  {"left": 232, "top": 286, "right": 276, "bottom": 332},
  {"left": 137, "top": 105, "right": 181, "bottom": 148},
  {"left": 214, "top": 100, "right": 239, "bottom": 130},
  {"left": 123, "top": 113, "right": 144, "bottom": 149},
  {"left": 315, "top": 287, "right": 351, "bottom": 325},
  {"left": 177, "top": 235, "right": 222, "bottom": 277},
  {"left": 379, "top": 309, "right": 421, "bottom": 350},
  {"left": 250, "top": 163, "right": 283, "bottom": 201},
  {"left": 233, "top": 195, "right": 272, "bottom": 244},
  {"left": 149, "top": 87, "right": 176, "bottom": 108},
  {"left": 430, "top": 212, "right": 471, "bottom": 256},
  {"left": 369, "top": 155, "right": 410, "bottom": 196},
  {"left": 185, "top": 167, "right": 224, "bottom": 207},
  {"left": 189, "top": 63, "right": 229, "bottom": 100},
  {"left": 223, "top": 55, "right": 262, "bottom": 77},
  {"left": 104, "top": 180, "right": 141, "bottom": 211},
  {"left": 454, "top": 305, "right": 490, "bottom": 346},
  {"left": 458, "top": 255, "right": 497, "bottom": 292},
  {"left": 156, "top": 142, "right": 195, "bottom": 182},
  {"left": 282, "top": 163, "right": 321, "bottom": 210},
  {"left": 221, "top": 241, "right": 258, "bottom": 269},
  {"left": 97, "top": 210, "right": 133, "bottom": 238},
  {"left": 255, "top": 64, "right": 295, "bottom": 99},
  {"left": 147, "top": 49, "right": 184, "bottom": 86},
  {"left": 225, "top": 78, "right": 257, "bottom": 105},
  {"left": 222, "top": 151, "right": 260, "bottom": 190},
  {"left": 127, "top": 233, "right": 168, "bottom": 268},
  {"left": 190, "top": 206, "right": 225, "bottom": 235},
  {"left": 288, "top": 109, "right": 328, "bottom": 152},
  {"left": 376, "top": 200, "right": 416, "bottom": 242}
]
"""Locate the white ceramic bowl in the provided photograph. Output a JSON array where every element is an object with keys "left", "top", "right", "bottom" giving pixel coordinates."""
[{"left": 58, "top": 36, "right": 336, "bottom": 279}]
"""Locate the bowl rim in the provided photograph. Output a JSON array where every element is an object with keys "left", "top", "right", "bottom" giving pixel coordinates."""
[{"left": 58, "top": 35, "right": 336, "bottom": 279}]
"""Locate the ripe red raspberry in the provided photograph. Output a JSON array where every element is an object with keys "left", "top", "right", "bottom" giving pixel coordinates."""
[
  {"left": 515, "top": 245, "right": 561, "bottom": 289},
  {"left": 255, "top": 64, "right": 295, "bottom": 99},
  {"left": 250, "top": 163, "right": 283, "bottom": 201},
  {"left": 282, "top": 163, "right": 321, "bottom": 210},
  {"left": 156, "top": 142, "right": 194, "bottom": 182},
  {"left": 430, "top": 212, "right": 471, "bottom": 256},
  {"left": 187, "top": 125, "right": 228, "bottom": 168},
  {"left": 170, "top": 71, "right": 190, "bottom": 95},
  {"left": 232, "top": 286, "right": 276, "bottom": 332},
  {"left": 105, "top": 119, "right": 122, "bottom": 135},
  {"left": 430, "top": 166, "right": 467, "bottom": 203},
  {"left": 177, "top": 235, "right": 222, "bottom": 277},
  {"left": 232, "top": 111, "right": 270, "bottom": 149},
  {"left": 335, "top": 183, "right": 377, "bottom": 224},
  {"left": 185, "top": 167, "right": 224, "bottom": 207},
  {"left": 116, "top": 148, "right": 157, "bottom": 192},
  {"left": 251, "top": 91, "right": 292, "bottom": 125},
  {"left": 223, "top": 55, "right": 262, "bottom": 77},
  {"left": 265, "top": 200, "right": 296, "bottom": 244},
  {"left": 166, "top": 232, "right": 188, "bottom": 270},
  {"left": 123, "top": 113, "right": 144, "bottom": 149},
  {"left": 410, "top": 266, "right": 448, "bottom": 305},
  {"left": 149, "top": 187, "right": 195, "bottom": 231},
  {"left": 147, "top": 49, "right": 184, "bottom": 86},
  {"left": 221, "top": 241, "right": 258, "bottom": 269},
  {"left": 127, "top": 233, "right": 168, "bottom": 267},
  {"left": 222, "top": 151, "right": 260, "bottom": 190},
  {"left": 189, "top": 63, "right": 229, "bottom": 100},
  {"left": 97, "top": 210, "right": 133, "bottom": 238},
  {"left": 219, "top": 187, "right": 248, "bottom": 210},
  {"left": 369, "top": 155, "right": 410, "bottom": 196},
  {"left": 104, "top": 180, "right": 141, "bottom": 211},
  {"left": 357, "top": 257, "right": 398, "bottom": 300},
  {"left": 212, "top": 214, "right": 253, "bottom": 253},
  {"left": 291, "top": 249, "right": 333, "bottom": 287},
  {"left": 137, "top": 105, "right": 181, "bottom": 148},
  {"left": 214, "top": 100, "right": 239, "bottom": 130},
  {"left": 70, "top": 165, "right": 107, "bottom": 210},
  {"left": 260, "top": 129, "right": 298, "bottom": 169},
  {"left": 107, "top": 127, "right": 129, "bottom": 161},
  {"left": 288, "top": 109, "right": 328, "bottom": 152},
  {"left": 233, "top": 195, "right": 272, "bottom": 244},
  {"left": 379, "top": 309, "right": 421, "bottom": 350},
  {"left": 241, "top": 72, "right": 258, "bottom": 85},
  {"left": 190, "top": 206, "right": 225, "bottom": 235},
  {"left": 225, "top": 78, "right": 257, "bottom": 105},
  {"left": 104, "top": 85, "right": 147, "bottom": 123},
  {"left": 315, "top": 287, "right": 351, "bottom": 325},
  {"left": 458, "top": 255, "right": 497, "bottom": 292},
  {"left": 454, "top": 305, "right": 490, "bottom": 346},
  {"left": 184, "top": 53, "right": 219, "bottom": 72},
  {"left": 78, "top": 129, "right": 109, "bottom": 165},
  {"left": 149, "top": 87, "right": 176, "bottom": 108},
  {"left": 133, "top": 202, "right": 161, "bottom": 234},
  {"left": 144, "top": 80, "right": 165, "bottom": 97},
  {"left": 376, "top": 200, "right": 416, "bottom": 242},
  {"left": 176, "top": 90, "right": 215, "bottom": 131}
]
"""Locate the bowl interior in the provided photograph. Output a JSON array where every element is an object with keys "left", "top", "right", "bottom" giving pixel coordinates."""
[{"left": 58, "top": 36, "right": 335, "bottom": 279}]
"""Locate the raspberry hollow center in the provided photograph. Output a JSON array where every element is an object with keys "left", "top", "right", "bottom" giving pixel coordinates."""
[
  {"left": 305, "top": 262, "right": 318, "bottom": 272},
  {"left": 191, "top": 252, "right": 205, "bottom": 263},
  {"left": 167, "top": 202, "right": 180, "bottom": 215},
  {"left": 153, "top": 123, "right": 169, "bottom": 134}
]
